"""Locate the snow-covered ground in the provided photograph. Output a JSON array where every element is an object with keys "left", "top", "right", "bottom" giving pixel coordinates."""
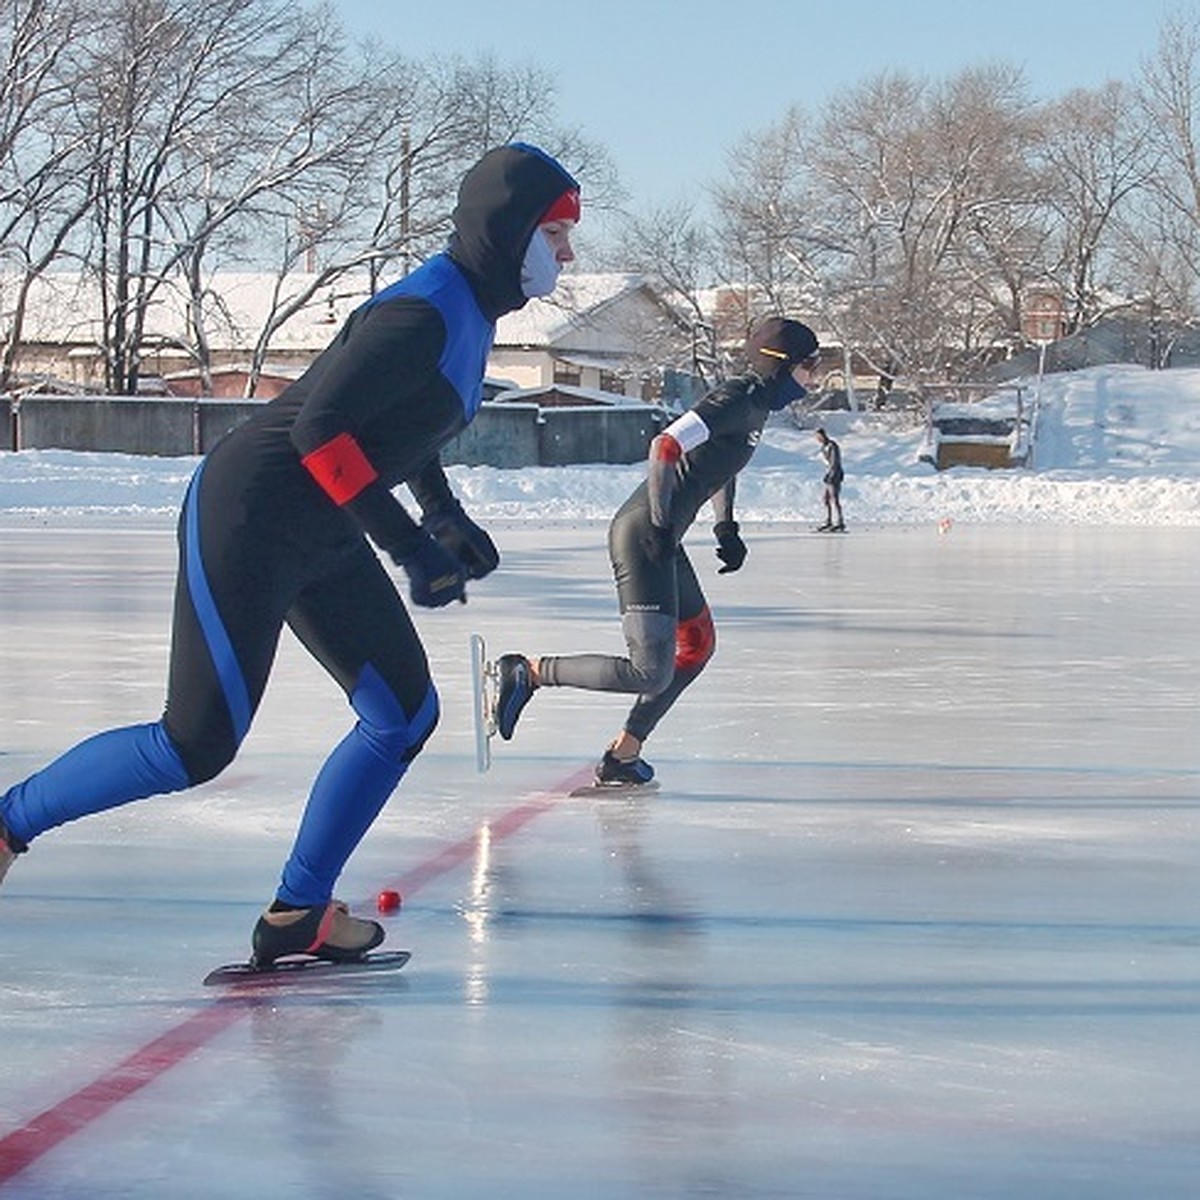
[{"left": 2, "top": 363, "right": 1198, "bottom": 526}]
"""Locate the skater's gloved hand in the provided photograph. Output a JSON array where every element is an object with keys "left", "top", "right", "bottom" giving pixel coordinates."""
[
  {"left": 641, "top": 522, "right": 676, "bottom": 564},
  {"left": 713, "top": 521, "right": 747, "bottom": 573},
  {"left": 395, "top": 534, "right": 467, "bottom": 607},
  {"left": 421, "top": 501, "right": 500, "bottom": 580}
]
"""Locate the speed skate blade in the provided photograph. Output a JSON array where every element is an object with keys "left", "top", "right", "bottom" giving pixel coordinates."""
[{"left": 203, "top": 949, "right": 411, "bottom": 988}]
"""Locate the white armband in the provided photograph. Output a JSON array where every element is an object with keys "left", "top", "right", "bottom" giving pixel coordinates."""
[{"left": 663, "top": 410, "right": 710, "bottom": 452}]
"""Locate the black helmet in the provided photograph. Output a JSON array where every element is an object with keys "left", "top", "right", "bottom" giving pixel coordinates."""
[{"left": 745, "top": 317, "right": 819, "bottom": 378}]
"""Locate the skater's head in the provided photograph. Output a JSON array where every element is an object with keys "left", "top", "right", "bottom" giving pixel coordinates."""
[
  {"left": 746, "top": 317, "right": 819, "bottom": 410},
  {"left": 449, "top": 142, "right": 580, "bottom": 317},
  {"left": 815, "top": 427, "right": 829, "bottom": 444},
  {"left": 746, "top": 317, "right": 820, "bottom": 379}
]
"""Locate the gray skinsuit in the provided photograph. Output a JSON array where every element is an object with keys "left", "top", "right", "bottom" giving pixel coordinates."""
[{"left": 536, "top": 368, "right": 785, "bottom": 742}]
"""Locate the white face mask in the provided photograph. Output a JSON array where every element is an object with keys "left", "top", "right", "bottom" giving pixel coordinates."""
[{"left": 520, "top": 227, "right": 561, "bottom": 298}]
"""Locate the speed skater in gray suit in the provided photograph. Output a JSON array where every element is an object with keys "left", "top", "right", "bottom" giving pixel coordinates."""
[{"left": 494, "top": 316, "right": 820, "bottom": 787}]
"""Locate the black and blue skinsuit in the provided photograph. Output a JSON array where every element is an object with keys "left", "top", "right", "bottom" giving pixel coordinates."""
[{"left": 0, "top": 143, "right": 578, "bottom": 907}]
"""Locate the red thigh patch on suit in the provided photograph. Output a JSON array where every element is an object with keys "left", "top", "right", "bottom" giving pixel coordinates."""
[{"left": 675, "top": 607, "right": 715, "bottom": 669}]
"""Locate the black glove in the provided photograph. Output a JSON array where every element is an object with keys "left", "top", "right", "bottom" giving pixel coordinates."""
[
  {"left": 395, "top": 533, "right": 467, "bottom": 608},
  {"left": 421, "top": 501, "right": 500, "bottom": 581},
  {"left": 641, "top": 522, "right": 676, "bottom": 564},
  {"left": 713, "top": 521, "right": 747, "bottom": 574}
]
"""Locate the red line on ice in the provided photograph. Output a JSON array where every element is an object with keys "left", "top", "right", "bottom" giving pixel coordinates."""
[{"left": 0, "top": 766, "right": 591, "bottom": 1186}]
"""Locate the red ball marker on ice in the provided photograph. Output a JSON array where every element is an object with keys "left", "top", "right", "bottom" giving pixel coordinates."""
[{"left": 376, "top": 889, "right": 402, "bottom": 913}]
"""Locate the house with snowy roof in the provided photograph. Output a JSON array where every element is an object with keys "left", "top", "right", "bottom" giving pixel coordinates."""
[
  {"left": 2, "top": 270, "right": 688, "bottom": 404},
  {"left": 489, "top": 272, "right": 688, "bottom": 402}
]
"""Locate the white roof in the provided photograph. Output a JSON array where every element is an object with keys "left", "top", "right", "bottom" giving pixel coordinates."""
[
  {"left": 495, "top": 272, "right": 646, "bottom": 347},
  {"left": 4, "top": 269, "right": 651, "bottom": 355},
  {"left": 490, "top": 382, "right": 652, "bottom": 408},
  {"left": 2, "top": 270, "right": 374, "bottom": 352}
]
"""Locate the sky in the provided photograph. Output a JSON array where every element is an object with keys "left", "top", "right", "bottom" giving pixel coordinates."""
[
  {"left": 325, "top": 0, "right": 1200, "bottom": 215},
  {"left": 3, "top": 363, "right": 1198, "bottom": 525}
]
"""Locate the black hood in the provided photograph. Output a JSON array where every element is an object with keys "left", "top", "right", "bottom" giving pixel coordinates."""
[{"left": 447, "top": 143, "right": 579, "bottom": 320}]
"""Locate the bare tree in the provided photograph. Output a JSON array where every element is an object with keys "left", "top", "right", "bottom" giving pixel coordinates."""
[
  {"left": 1034, "top": 80, "right": 1158, "bottom": 333},
  {"left": 1134, "top": 10, "right": 1200, "bottom": 325},
  {"left": 712, "top": 105, "right": 831, "bottom": 313},
  {"left": 705, "top": 67, "right": 1053, "bottom": 397},
  {"left": 380, "top": 52, "right": 618, "bottom": 265},
  {"left": 70, "top": 0, "right": 411, "bottom": 394},
  {"left": 0, "top": 0, "right": 100, "bottom": 390},
  {"left": 616, "top": 201, "right": 723, "bottom": 381},
  {"left": 833, "top": 66, "right": 1041, "bottom": 383},
  {"left": 237, "top": 49, "right": 619, "bottom": 395},
  {"left": 164, "top": 13, "right": 410, "bottom": 396},
  {"left": 26, "top": 2, "right": 1194, "bottom": 408},
  {"left": 0, "top": 0, "right": 622, "bottom": 401}
]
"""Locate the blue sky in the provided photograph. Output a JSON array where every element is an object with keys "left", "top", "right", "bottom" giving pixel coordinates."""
[{"left": 329, "top": 0, "right": 1199, "bottom": 214}]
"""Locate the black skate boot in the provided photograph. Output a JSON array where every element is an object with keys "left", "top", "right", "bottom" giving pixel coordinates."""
[
  {"left": 251, "top": 900, "right": 384, "bottom": 968},
  {"left": 595, "top": 749, "right": 655, "bottom": 788},
  {"left": 496, "top": 654, "right": 536, "bottom": 740},
  {"left": 0, "top": 815, "right": 27, "bottom": 887}
]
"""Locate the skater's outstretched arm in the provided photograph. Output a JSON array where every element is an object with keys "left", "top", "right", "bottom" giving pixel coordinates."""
[{"left": 647, "top": 409, "right": 711, "bottom": 529}]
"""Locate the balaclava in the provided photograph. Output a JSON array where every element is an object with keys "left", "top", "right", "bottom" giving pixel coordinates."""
[
  {"left": 520, "top": 188, "right": 581, "bottom": 299},
  {"left": 448, "top": 142, "right": 580, "bottom": 319}
]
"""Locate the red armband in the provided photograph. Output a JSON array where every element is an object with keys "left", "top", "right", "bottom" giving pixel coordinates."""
[
  {"left": 301, "top": 432, "right": 379, "bottom": 505},
  {"left": 651, "top": 433, "right": 683, "bottom": 464}
]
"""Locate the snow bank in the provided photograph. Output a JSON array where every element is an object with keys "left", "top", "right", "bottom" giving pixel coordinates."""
[{"left": 1, "top": 365, "right": 1198, "bottom": 526}]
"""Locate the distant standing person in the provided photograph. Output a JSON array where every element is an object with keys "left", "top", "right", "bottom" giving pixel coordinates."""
[
  {"left": 491, "top": 317, "right": 821, "bottom": 789},
  {"left": 815, "top": 427, "right": 845, "bottom": 532}
]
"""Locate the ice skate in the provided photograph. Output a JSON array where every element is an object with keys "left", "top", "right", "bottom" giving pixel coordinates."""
[
  {"left": 568, "top": 749, "right": 661, "bottom": 796},
  {"left": 496, "top": 653, "right": 536, "bottom": 740},
  {"left": 251, "top": 900, "right": 384, "bottom": 968},
  {"left": 595, "top": 749, "right": 656, "bottom": 788}
]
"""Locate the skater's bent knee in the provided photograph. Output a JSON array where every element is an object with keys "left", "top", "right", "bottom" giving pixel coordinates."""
[
  {"left": 165, "top": 724, "right": 235, "bottom": 787},
  {"left": 352, "top": 667, "right": 439, "bottom": 763},
  {"left": 636, "top": 648, "right": 677, "bottom": 697}
]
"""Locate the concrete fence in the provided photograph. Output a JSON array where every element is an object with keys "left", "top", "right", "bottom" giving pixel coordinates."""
[
  {"left": 3, "top": 395, "right": 666, "bottom": 467},
  {"left": 10, "top": 395, "right": 260, "bottom": 456}
]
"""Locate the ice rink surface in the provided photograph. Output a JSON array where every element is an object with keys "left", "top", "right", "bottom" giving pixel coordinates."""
[{"left": 1, "top": 518, "right": 1198, "bottom": 1199}]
